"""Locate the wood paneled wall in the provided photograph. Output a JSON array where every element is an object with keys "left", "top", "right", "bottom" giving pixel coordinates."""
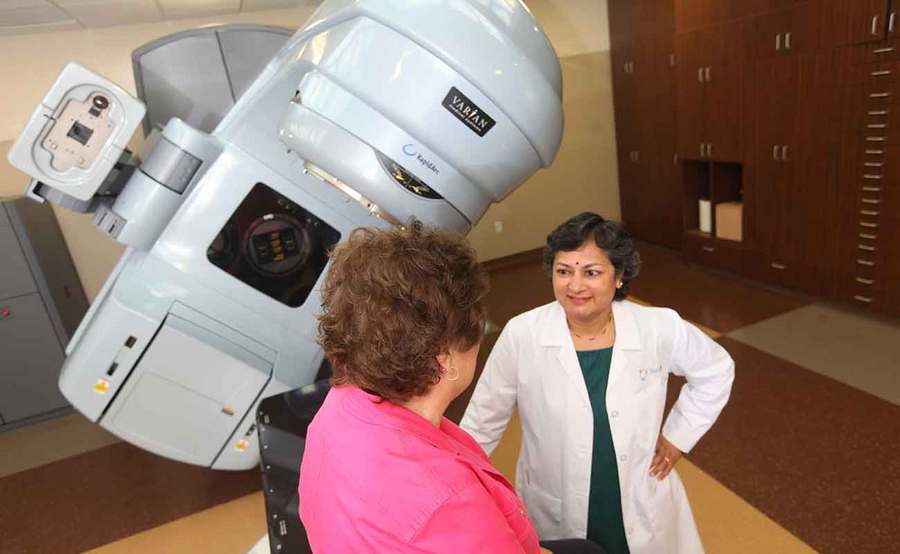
[{"left": 610, "top": 0, "right": 900, "bottom": 316}]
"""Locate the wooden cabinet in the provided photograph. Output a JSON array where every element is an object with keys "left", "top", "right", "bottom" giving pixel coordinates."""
[
  {"left": 749, "top": 52, "right": 838, "bottom": 294},
  {"left": 611, "top": 0, "right": 900, "bottom": 316},
  {"left": 676, "top": 22, "right": 747, "bottom": 162},
  {"left": 832, "top": 38, "right": 900, "bottom": 313},
  {"left": 611, "top": 0, "right": 683, "bottom": 250}
]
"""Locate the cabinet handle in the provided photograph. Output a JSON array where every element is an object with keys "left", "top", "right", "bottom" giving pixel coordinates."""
[
  {"left": 856, "top": 277, "right": 875, "bottom": 285},
  {"left": 785, "top": 32, "right": 792, "bottom": 50},
  {"left": 864, "top": 149, "right": 885, "bottom": 154},
  {"left": 866, "top": 137, "right": 886, "bottom": 142},
  {"left": 770, "top": 262, "right": 786, "bottom": 270},
  {"left": 858, "top": 244, "right": 877, "bottom": 251},
  {"left": 868, "top": 110, "right": 889, "bottom": 116},
  {"left": 869, "top": 92, "right": 891, "bottom": 98},
  {"left": 708, "top": 143, "right": 713, "bottom": 158},
  {"left": 872, "top": 70, "right": 893, "bottom": 76},
  {"left": 867, "top": 123, "right": 888, "bottom": 128},
  {"left": 890, "top": 12, "right": 896, "bottom": 33},
  {"left": 698, "top": 67, "right": 704, "bottom": 82},
  {"left": 859, "top": 221, "right": 879, "bottom": 228},
  {"left": 863, "top": 174, "right": 882, "bottom": 180},
  {"left": 781, "top": 145, "right": 789, "bottom": 160},
  {"left": 776, "top": 33, "right": 782, "bottom": 51},
  {"left": 864, "top": 162, "right": 884, "bottom": 167},
  {"left": 854, "top": 295, "right": 873, "bottom": 303},
  {"left": 860, "top": 209, "right": 880, "bottom": 216},
  {"left": 861, "top": 198, "right": 881, "bottom": 205},
  {"left": 670, "top": 53, "right": 676, "bottom": 67},
  {"left": 705, "top": 66, "right": 711, "bottom": 82},
  {"left": 702, "top": 246, "right": 715, "bottom": 252},
  {"left": 862, "top": 186, "right": 882, "bottom": 192},
  {"left": 856, "top": 259, "right": 876, "bottom": 266},
  {"left": 859, "top": 233, "right": 878, "bottom": 240},
  {"left": 773, "top": 145, "right": 780, "bottom": 161},
  {"left": 872, "top": 15, "right": 880, "bottom": 36},
  {"left": 873, "top": 47, "right": 896, "bottom": 53}
]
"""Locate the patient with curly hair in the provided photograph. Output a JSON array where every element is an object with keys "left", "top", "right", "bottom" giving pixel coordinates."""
[{"left": 298, "top": 223, "right": 605, "bottom": 554}]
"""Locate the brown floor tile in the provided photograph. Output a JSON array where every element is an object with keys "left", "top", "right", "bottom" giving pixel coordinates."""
[
  {"left": 0, "top": 442, "right": 260, "bottom": 553},
  {"left": 630, "top": 242, "right": 810, "bottom": 333},
  {"left": 668, "top": 337, "right": 900, "bottom": 554}
]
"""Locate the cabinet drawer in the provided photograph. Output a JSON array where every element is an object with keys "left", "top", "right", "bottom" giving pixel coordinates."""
[
  {"left": 683, "top": 233, "right": 743, "bottom": 274},
  {"left": 841, "top": 285, "right": 889, "bottom": 311},
  {"left": 845, "top": 42, "right": 900, "bottom": 66}
]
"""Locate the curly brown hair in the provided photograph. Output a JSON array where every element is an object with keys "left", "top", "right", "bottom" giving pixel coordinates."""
[{"left": 317, "top": 223, "right": 488, "bottom": 403}]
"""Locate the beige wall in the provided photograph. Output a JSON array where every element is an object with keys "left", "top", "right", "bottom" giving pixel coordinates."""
[
  {"left": 0, "top": 0, "right": 618, "bottom": 299},
  {"left": 467, "top": 50, "right": 620, "bottom": 261}
]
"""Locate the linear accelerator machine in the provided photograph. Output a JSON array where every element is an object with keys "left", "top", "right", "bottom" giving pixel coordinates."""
[{"left": 7, "top": 0, "right": 563, "bottom": 471}]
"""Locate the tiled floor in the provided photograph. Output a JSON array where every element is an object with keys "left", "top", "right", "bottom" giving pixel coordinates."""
[
  {"left": 2, "top": 240, "right": 899, "bottom": 553},
  {"left": 727, "top": 303, "right": 900, "bottom": 405}
]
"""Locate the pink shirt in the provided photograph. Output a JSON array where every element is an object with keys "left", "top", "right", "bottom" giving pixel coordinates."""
[{"left": 299, "top": 385, "right": 541, "bottom": 553}]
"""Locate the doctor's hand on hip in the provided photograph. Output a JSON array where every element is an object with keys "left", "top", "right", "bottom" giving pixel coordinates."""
[{"left": 650, "top": 434, "right": 683, "bottom": 480}]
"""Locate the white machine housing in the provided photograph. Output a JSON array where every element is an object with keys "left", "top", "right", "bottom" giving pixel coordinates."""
[
  {"left": 8, "top": 63, "right": 145, "bottom": 202},
  {"left": 7, "top": 0, "right": 563, "bottom": 470}
]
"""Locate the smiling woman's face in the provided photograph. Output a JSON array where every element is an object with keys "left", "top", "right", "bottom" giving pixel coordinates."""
[{"left": 551, "top": 240, "right": 619, "bottom": 324}]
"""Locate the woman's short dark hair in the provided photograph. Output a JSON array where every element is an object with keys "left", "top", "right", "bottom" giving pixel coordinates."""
[
  {"left": 542, "top": 212, "right": 641, "bottom": 301},
  {"left": 317, "top": 223, "right": 488, "bottom": 403}
]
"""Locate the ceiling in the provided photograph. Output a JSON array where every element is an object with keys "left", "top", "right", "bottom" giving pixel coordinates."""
[{"left": 0, "top": 0, "right": 322, "bottom": 34}]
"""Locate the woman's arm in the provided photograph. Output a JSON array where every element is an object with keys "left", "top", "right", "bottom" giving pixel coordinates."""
[
  {"left": 410, "top": 481, "right": 535, "bottom": 553},
  {"left": 460, "top": 323, "right": 520, "bottom": 456},
  {"left": 659, "top": 309, "right": 735, "bottom": 454}
]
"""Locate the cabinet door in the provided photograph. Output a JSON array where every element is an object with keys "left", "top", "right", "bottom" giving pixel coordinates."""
[
  {"left": 0, "top": 207, "right": 38, "bottom": 300},
  {"left": 608, "top": 0, "right": 634, "bottom": 52},
  {"left": 782, "top": 55, "right": 833, "bottom": 293},
  {"left": 848, "top": 0, "right": 890, "bottom": 44},
  {"left": 706, "top": 62, "right": 744, "bottom": 162},
  {"left": 705, "top": 21, "right": 746, "bottom": 162},
  {"left": 675, "top": 0, "right": 714, "bottom": 33},
  {"left": 753, "top": 57, "right": 798, "bottom": 283},
  {"left": 889, "top": 1, "right": 899, "bottom": 43},
  {"left": 0, "top": 293, "right": 67, "bottom": 422},
  {"left": 783, "top": 2, "right": 821, "bottom": 56},
  {"left": 675, "top": 32, "right": 706, "bottom": 159},
  {"left": 755, "top": 10, "right": 788, "bottom": 59}
]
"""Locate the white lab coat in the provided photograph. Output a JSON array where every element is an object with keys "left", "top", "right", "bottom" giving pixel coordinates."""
[{"left": 460, "top": 300, "right": 734, "bottom": 554}]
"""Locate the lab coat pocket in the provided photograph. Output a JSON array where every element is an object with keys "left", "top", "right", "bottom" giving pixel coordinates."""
[
  {"left": 632, "top": 471, "right": 664, "bottom": 531},
  {"left": 521, "top": 485, "right": 562, "bottom": 538},
  {"left": 637, "top": 365, "right": 668, "bottom": 394}
]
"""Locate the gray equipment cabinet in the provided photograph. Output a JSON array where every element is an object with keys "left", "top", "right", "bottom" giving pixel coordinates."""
[{"left": 0, "top": 198, "right": 88, "bottom": 429}]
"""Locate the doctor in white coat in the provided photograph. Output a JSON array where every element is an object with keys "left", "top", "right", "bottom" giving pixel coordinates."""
[{"left": 461, "top": 212, "right": 734, "bottom": 554}]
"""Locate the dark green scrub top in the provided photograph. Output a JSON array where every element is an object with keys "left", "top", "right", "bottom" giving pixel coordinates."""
[{"left": 576, "top": 347, "right": 630, "bottom": 554}]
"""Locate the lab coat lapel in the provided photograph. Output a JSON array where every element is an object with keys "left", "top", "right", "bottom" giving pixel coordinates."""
[
  {"left": 539, "top": 302, "right": 592, "bottom": 409},
  {"left": 607, "top": 300, "right": 643, "bottom": 394}
]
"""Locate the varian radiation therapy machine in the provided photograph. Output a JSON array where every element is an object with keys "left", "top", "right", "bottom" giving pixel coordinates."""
[{"left": 6, "top": 0, "right": 563, "bottom": 475}]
